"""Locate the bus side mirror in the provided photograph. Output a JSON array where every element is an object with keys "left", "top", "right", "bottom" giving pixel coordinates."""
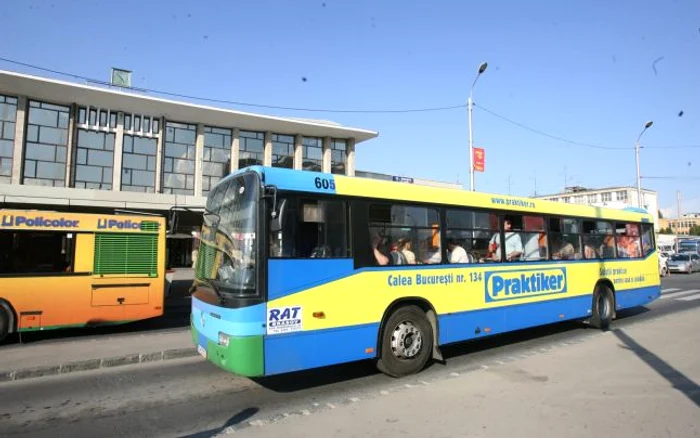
[{"left": 271, "top": 198, "right": 287, "bottom": 232}]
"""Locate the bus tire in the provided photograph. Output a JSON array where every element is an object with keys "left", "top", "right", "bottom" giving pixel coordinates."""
[
  {"left": 377, "top": 305, "right": 433, "bottom": 378},
  {"left": 0, "top": 305, "right": 11, "bottom": 343},
  {"left": 590, "top": 284, "right": 614, "bottom": 331}
]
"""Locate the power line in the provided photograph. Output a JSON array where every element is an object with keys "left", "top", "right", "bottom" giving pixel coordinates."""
[
  {"left": 642, "top": 176, "right": 700, "bottom": 180},
  {"left": 644, "top": 145, "right": 700, "bottom": 149},
  {"left": 474, "top": 103, "right": 629, "bottom": 150},
  {"left": 0, "top": 56, "right": 467, "bottom": 114}
]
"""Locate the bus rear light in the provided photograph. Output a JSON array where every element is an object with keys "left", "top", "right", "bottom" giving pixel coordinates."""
[
  {"left": 365, "top": 348, "right": 374, "bottom": 354},
  {"left": 484, "top": 327, "right": 492, "bottom": 333},
  {"left": 312, "top": 312, "right": 326, "bottom": 319},
  {"left": 559, "top": 314, "right": 565, "bottom": 319},
  {"left": 218, "top": 332, "right": 230, "bottom": 347}
]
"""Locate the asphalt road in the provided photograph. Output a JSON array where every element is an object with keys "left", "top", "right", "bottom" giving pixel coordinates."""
[{"left": 1, "top": 274, "right": 699, "bottom": 438}]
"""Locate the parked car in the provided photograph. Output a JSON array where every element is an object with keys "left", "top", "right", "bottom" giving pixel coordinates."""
[
  {"left": 659, "top": 252, "right": 669, "bottom": 277},
  {"left": 668, "top": 253, "right": 700, "bottom": 274}
]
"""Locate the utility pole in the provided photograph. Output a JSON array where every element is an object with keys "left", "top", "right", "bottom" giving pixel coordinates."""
[
  {"left": 677, "top": 190, "right": 682, "bottom": 219},
  {"left": 508, "top": 174, "right": 512, "bottom": 195}
]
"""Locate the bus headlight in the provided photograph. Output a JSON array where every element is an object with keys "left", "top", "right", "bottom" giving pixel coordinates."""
[{"left": 218, "top": 332, "right": 231, "bottom": 347}]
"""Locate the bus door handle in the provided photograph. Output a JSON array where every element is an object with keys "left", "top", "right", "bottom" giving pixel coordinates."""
[{"left": 117, "top": 297, "right": 125, "bottom": 305}]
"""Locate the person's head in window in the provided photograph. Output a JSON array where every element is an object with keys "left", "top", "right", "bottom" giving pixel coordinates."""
[{"left": 371, "top": 231, "right": 392, "bottom": 266}]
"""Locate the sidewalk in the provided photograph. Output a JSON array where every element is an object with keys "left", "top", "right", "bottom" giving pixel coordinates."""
[
  {"left": 0, "top": 328, "right": 197, "bottom": 383},
  {"left": 230, "top": 308, "right": 700, "bottom": 438}
]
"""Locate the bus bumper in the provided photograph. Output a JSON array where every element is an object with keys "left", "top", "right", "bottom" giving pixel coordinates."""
[{"left": 191, "top": 297, "right": 266, "bottom": 377}]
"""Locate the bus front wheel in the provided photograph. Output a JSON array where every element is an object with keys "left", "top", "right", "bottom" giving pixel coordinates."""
[
  {"left": 377, "top": 305, "right": 433, "bottom": 377},
  {"left": 590, "top": 284, "right": 614, "bottom": 331}
]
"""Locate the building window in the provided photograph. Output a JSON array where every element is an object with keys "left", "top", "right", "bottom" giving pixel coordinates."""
[
  {"left": 550, "top": 198, "right": 559, "bottom": 203},
  {"left": 122, "top": 134, "right": 156, "bottom": 193},
  {"left": 616, "top": 190, "right": 628, "bottom": 202},
  {"left": 75, "top": 130, "right": 115, "bottom": 190},
  {"left": 23, "top": 100, "right": 70, "bottom": 187},
  {"left": 239, "top": 130, "right": 264, "bottom": 168},
  {"left": 331, "top": 139, "right": 347, "bottom": 175},
  {"left": 0, "top": 94, "right": 18, "bottom": 184},
  {"left": 302, "top": 137, "right": 322, "bottom": 172},
  {"left": 587, "top": 194, "right": 598, "bottom": 204},
  {"left": 202, "top": 126, "right": 232, "bottom": 195},
  {"left": 601, "top": 192, "right": 612, "bottom": 202},
  {"left": 271, "top": 134, "right": 294, "bottom": 169},
  {"left": 163, "top": 122, "right": 196, "bottom": 195}
]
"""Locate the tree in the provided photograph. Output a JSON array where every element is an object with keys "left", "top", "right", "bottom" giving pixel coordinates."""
[
  {"left": 689, "top": 225, "right": 700, "bottom": 236},
  {"left": 659, "top": 227, "right": 673, "bottom": 234}
]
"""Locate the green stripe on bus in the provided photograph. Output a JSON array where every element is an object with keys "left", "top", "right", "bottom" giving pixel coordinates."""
[{"left": 192, "top": 326, "right": 264, "bottom": 377}]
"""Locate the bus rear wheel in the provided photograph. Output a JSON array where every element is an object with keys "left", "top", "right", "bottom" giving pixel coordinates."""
[
  {"left": 0, "top": 306, "right": 10, "bottom": 343},
  {"left": 590, "top": 284, "right": 614, "bottom": 331},
  {"left": 377, "top": 305, "right": 433, "bottom": 377}
]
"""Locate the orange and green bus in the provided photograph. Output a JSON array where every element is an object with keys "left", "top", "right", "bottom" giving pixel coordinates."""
[{"left": 0, "top": 209, "right": 166, "bottom": 342}]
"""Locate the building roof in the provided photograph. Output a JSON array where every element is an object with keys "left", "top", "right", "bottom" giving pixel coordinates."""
[
  {"left": 536, "top": 186, "right": 657, "bottom": 199},
  {"left": 0, "top": 70, "right": 378, "bottom": 142}
]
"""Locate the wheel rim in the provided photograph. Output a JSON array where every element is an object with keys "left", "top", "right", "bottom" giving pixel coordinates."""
[{"left": 390, "top": 320, "right": 423, "bottom": 359}]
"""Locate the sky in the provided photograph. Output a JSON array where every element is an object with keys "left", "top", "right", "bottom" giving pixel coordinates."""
[{"left": 1, "top": 0, "right": 699, "bottom": 217}]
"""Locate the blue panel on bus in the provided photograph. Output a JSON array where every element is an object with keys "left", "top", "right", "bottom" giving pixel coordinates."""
[
  {"left": 260, "top": 167, "right": 337, "bottom": 195},
  {"left": 263, "top": 323, "right": 379, "bottom": 375},
  {"left": 192, "top": 297, "right": 266, "bottom": 339},
  {"left": 504, "top": 295, "right": 590, "bottom": 332},
  {"left": 615, "top": 286, "right": 661, "bottom": 310},
  {"left": 268, "top": 259, "right": 355, "bottom": 300}
]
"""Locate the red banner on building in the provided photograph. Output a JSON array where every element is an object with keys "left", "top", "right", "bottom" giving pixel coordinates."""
[{"left": 473, "top": 147, "right": 485, "bottom": 172}]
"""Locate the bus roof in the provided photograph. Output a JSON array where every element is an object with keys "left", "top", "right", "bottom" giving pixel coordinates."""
[
  {"left": 226, "top": 166, "right": 653, "bottom": 224},
  {"left": 0, "top": 209, "right": 165, "bottom": 233}
]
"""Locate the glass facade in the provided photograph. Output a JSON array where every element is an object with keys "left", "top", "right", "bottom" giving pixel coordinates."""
[
  {"left": 75, "top": 130, "right": 115, "bottom": 190},
  {"left": 331, "top": 139, "right": 347, "bottom": 175},
  {"left": 202, "top": 126, "right": 232, "bottom": 195},
  {"left": 122, "top": 134, "right": 157, "bottom": 193},
  {"left": 239, "top": 130, "right": 264, "bottom": 169},
  {"left": 271, "top": 134, "right": 294, "bottom": 169},
  {"left": 163, "top": 122, "right": 196, "bottom": 195},
  {"left": 0, "top": 95, "right": 17, "bottom": 184},
  {"left": 302, "top": 137, "right": 322, "bottom": 172},
  {"left": 24, "top": 100, "right": 70, "bottom": 187}
]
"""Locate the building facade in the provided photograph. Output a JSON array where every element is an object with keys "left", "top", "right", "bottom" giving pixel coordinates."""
[
  {"left": 537, "top": 186, "right": 659, "bottom": 230},
  {"left": 658, "top": 214, "right": 700, "bottom": 235},
  {"left": 0, "top": 70, "right": 378, "bottom": 265}
]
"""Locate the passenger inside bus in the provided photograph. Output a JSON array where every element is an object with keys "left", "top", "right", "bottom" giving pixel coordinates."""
[{"left": 487, "top": 218, "right": 523, "bottom": 262}]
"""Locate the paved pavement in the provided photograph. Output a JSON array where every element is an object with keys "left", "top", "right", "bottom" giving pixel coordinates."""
[{"left": 230, "top": 304, "right": 700, "bottom": 438}]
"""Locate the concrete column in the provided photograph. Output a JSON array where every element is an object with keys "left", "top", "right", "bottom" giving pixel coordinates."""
[
  {"left": 194, "top": 123, "right": 204, "bottom": 197},
  {"left": 11, "top": 96, "right": 27, "bottom": 185},
  {"left": 263, "top": 131, "right": 272, "bottom": 167},
  {"left": 346, "top": 137, "right": 356, "bottom": 176},
  {"left": 230, "top": 128, "right": 240, "bottom": 173},
  {"left": 65, "top": 103, "right": 78, "bottom": 187},
  {"left": 322, "top": 136, "right": 332, "bottom": 173},
  {"left": 112, "top": 112, "right": 124, "bottom": 190},
  {"left": 155, "top": 117, "right": 165, "bottom": 193},
  {"left": 294, "top": 134, "right": 303, "bottom": 170}
]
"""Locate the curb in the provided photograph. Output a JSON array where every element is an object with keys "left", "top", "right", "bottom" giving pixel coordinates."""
[{"left": 0, "top": 347, "right": 199, "bottom": 383}]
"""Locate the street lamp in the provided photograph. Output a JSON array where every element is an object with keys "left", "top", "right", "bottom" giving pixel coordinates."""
[
  {"left": 468, "top": 61, "right": 488, "bottom": 191},
  {"left": 635, "top": 120, "right": 653, "bottom": 208}
]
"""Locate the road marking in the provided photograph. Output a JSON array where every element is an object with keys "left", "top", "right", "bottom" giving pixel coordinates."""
[
  {"left": 661, "top": 289, "right": 700, "bottom": 299},
  {"left": 677, "top": 293, "right": 700, "bottom": 302},
  {"left": 661, "top": 288, "right": 681, "bottom": 293}
]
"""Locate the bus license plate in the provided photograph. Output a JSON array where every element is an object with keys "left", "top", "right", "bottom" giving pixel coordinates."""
[{"left": 197, "top": 345, "right": 207, "bottom": 359}]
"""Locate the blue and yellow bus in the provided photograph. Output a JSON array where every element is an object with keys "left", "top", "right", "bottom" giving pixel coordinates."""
[{"left": 191, "top": 166, "right": 660, "bottom": 377}]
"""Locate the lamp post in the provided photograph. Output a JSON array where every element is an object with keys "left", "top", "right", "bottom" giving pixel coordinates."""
[
  {"left": 635, "top": 120, "right": 653, "bottom": 208},
  {"left": 468, "top": 61, "right": 488, "bottom": 191}
]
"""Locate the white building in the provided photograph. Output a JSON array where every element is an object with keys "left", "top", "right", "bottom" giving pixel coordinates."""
[{"left": 536, "top": 186, "right": 659, "bottom": 230}]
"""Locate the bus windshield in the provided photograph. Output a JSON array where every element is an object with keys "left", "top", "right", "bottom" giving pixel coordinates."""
[{"left": 197, "top": 173, "right": 259, "bottom": 297}]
